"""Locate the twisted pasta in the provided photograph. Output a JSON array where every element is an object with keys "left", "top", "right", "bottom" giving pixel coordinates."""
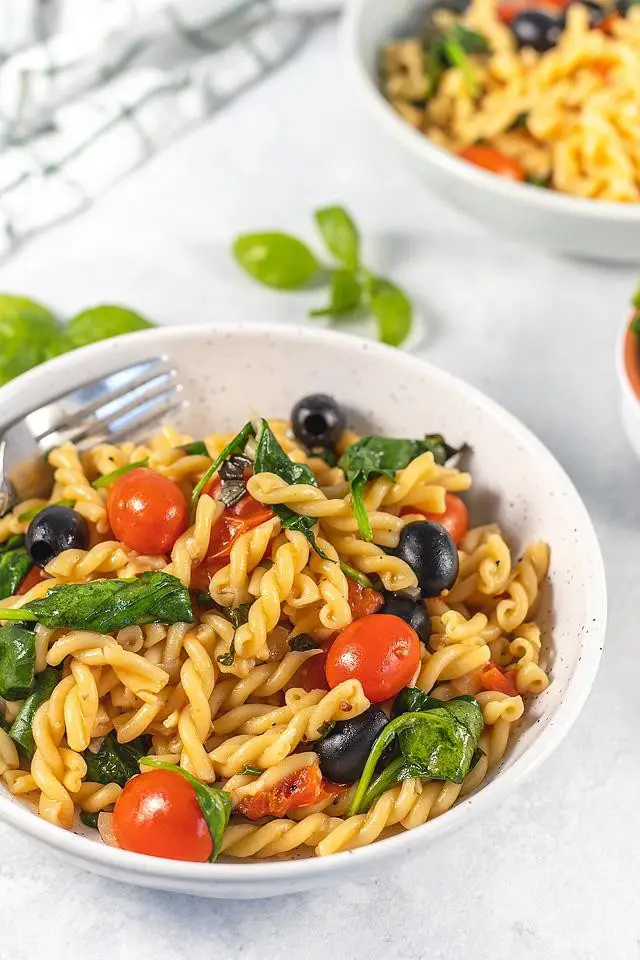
[{"left": 49, "top": 444, "right": 108, "bottom": 533}]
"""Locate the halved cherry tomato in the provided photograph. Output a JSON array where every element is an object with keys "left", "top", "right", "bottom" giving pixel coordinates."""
[
  {"left": 15, "top": 566, "right": 48, "bottom": 595},
  {"left": 459, "top": 145, "right": 526, "bottom": 181},
  {"left": 112, "top": 769, "right": 212, "bottom": 862},
  {"left": 479, "top": 661, "right": 518, "bottom": 697},
  {"left": 347, "top": 579, "right": 384, "bottom": 620},
  {"left": 401, "top": 493, "right": 469, "bottom": 546},
  {"left": 291, "top": 646, "right": 331, "bottom": 692},
  {"left": 326, "top": 614, "right": 420, "bottom": 703},
  {"left": 237, "top": 763, "right": 323, "bottom": 820},
  {"left": 107, "top": 468, "right": 188, "bottom": 555}
]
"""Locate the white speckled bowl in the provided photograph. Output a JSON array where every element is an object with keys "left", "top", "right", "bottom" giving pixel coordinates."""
[
  {"left": 0, "top": 323, "right": 606, "bottom": 898},
  {"left": 343, "top": 0, "right": 640, "bottom": 262}
]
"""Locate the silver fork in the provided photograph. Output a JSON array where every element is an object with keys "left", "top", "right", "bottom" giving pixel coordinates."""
[{"left": 0, "top": 358, "right": 183, "bottom": 515}]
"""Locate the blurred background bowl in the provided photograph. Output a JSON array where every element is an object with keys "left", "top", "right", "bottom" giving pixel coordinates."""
[{"left": 343, "top": 0, "right": 640, "bottom": 262}]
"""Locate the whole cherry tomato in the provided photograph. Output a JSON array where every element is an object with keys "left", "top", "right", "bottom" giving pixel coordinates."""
[
  {"left": 112, "top": 769, "right": 212, "bottom": 862},
  {"left": 107, "top": 468, "right": 188, "bottom": 555},
  {"left": 401, "top": 493, "right": 469, "bottom": 546},
  {"left": 325, "top": 614, "right": 420, "bottom": 703}
]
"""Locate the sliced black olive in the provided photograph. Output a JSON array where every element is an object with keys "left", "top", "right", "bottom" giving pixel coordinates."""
[
  {"left": 291, "top": 394, "right": 345, "bottom": 452},
  {"left": 219, "top": 454, "right": 252, "bottom": 481},
  {"left": 315, "top": 706, "right": 389, "bottom": 784},
  {"left": 511, "top": 11, "right": 562, "bottom": 51},
  {"left": 26, "top": 505, "right": 89, "bottom": 568},
  {"left": 394, "top": 521, "right": 459, "bottom": 598},
  {"left": 381, "top": 592, "right": 430, "bottom": 644},
  {"left": 563, "top": 0, "right": 606, "bottom": 26}
]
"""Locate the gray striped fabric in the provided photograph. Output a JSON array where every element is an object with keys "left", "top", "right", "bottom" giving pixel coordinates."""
[{"left": 0, "top": 0, "right": 338, "bottom": 260}]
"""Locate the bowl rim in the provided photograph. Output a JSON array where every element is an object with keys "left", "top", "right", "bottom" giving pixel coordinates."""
[
  {"left": 0, "top": 322, "right": 607, "bottom": 886},
  {"left": 342, "top": 0, "right": 640, "bottom": 223}
]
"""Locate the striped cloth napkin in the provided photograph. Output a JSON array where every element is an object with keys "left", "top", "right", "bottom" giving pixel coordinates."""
[{"left": 0, "top": 0, "right": 339, "bottom": 261}]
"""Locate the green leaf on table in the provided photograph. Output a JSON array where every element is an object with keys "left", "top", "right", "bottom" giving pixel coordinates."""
[
  {"left": 140, "top": 757, "right": 232, "bottom": 861},
  {"left": 369, "top": 277, "right": 412, "bottom": 347},
  {"left": 65, "top": 305, "right": 153, "bottom": 348},
  {"left": 9, "top": 667, "right": 59, "bottom": 757},
  {"left": 0, "top": 294, "right": 68, "bottom": 386},
  {"left": 254, "top": 419, "right": 330, "bottom": 559},
  {"left": 0, "top": 625, "right": 36, "bottom": 699},
  {"left": 0, "top": 571, "right": 194, "bottom": 632},
  {"left": 309, "top": 269, "right": 363, "bottom": 318},
  {"left": 0, "top": 536, "right": 34, "bottom": 600},
  {"left": 232, "top": 233, "right": 319, "bottom": 290},
  {"left": 314, "top": 206, "right": 360, "bottom": 271},
  {"left": 83, "top": 733, "right": 150, "bottom": 786}
]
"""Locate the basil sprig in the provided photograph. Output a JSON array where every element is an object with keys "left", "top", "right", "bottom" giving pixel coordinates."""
[
  {"left": 140, "top": 757, "right": 232, "bottom": 861},
  {"left": 83, "top": 734, "right": 150, "bottom": 786},
  {"left": 338, "top": 434, "right": 459, "bottom": 541},
  {"left": 349, "top": 696, "right": 483, "bottom": 815},
  {"left": 0, "top": 571, "right": 193, "bottom": 632},
  {"left": 0, "top": 536, "right": 33, "bottom": 601}
]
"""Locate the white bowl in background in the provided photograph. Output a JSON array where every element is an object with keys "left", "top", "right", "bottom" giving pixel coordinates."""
[
  {"left": 0, "top": 323, "right": 607, "bottom": 898},
  {"left": 343, "top": 0, "right": 640, "bottom": 262}
]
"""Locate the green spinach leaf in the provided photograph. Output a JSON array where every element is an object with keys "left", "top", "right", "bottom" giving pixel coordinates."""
[
  {"left": 0, "top": 625, "right": 36, "bottom": 699},
  {"left": 289, "top": 633, "right": 320, "bottom": 652},
  {"left": 65, "top": 305, "right": 153, "bottom": 348},
  {"left": 9, "top": 667, "right": 59, "bottom": 757},
  {"left": 349, "top": 697, "right": 484, "bottom": 813},
  {"left": 233, "top": 233, "right": 319, "bottom": 290},
  {"left": 83, "top": 734, "right": 150, "bottom": 786},
  {"left": 254, "top": 419, "right": 329, "bottom": 559},
  {"left": 314, "top": 206, "right": 360, "bottom": 271},
  {"left": 80, "top": 810, "right": 99, "bottom": 828},
  {"left": 140, "top": 757, "right": 232, "bottom": 861},
  {"left": 369, "top": 277, "right": 413, "bottom": 347},
  {"left": 309, "top": 269, "right": 363, "bottom": 318},
  {"left": 92, "top": 458, "right": 149, "bottom": 489},
  {"left": 240, "top": 765, "right": 263, "bottom": 777},
  {"left": 0, "top": 537, "right": 33, "bottom": 600},
  {"left": 2, "top": 572, "right": 193, "bottom": 632},
  {"left": 181, "top": 441, "right": 210, "bottom": 457},
  {"left": 190, "top": 421, "right": 254, "bottom": 519},
  {"left": 392, "top": 686, "right": 443, "bottom": 718}
]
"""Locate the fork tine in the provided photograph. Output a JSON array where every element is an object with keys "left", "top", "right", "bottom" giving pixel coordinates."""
[
  {"left": 77, "top": 392, "right": 186, "bottom": 450},
  {"left": 24, "top": 359, "right": 174, "bottom": 442}
]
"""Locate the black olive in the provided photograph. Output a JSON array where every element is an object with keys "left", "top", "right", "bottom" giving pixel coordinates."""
[
  {"left": 563, "top": 0, "right": 606, "bottom": 26},
  {"left": 291, "top": 394, "right": 345, "bottom": 452},
  {"left": 26, "top": 505, "right": 89, "bottom": 568},
  {"left": 315, "top": 706, "right": 389, "bottom": 784},
  {"left": 394, "top": 521, "right": 459, "bottom": 598},
  {"left": 510, "top": 11, "right": 562, "bottom": 51},
  {"left": 219, "top": 454, "right": 252, "bottom": 481},
  {"left": 381, "top": 592, "right": 430, "bottom": 644}
]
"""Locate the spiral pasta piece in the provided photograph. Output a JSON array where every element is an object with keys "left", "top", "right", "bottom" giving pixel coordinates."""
[
  {"left": 417, "top": 642, "right": 491, "bottom": 692},
  {"left": 309, "top": 536, "right": 352, "bottom": 631},
  {"left": 209, "top": 516, "right": 280, "bottom": 608},
  {"left": 164, "top": 495, "right": 222, "bottom": 588},
  {"left": 321, "top": 528, "right": 417, "bottom": 592},
  {"left": 177, "top": 630, "right": 217, "bottom": 782},
  {"left": 316, "top": 780, "right": 420, "bottom": 856},
  {"left": 495, "top": 542, "right": 550, "bottom": 633},
  {"left": 49, "top": 443, "right": 108, "bottom": 532}
]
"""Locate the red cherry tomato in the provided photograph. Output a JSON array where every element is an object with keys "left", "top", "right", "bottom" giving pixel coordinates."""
[
  {"left": 347, "top": 579, "right": 384, "bottom": 620},
  {"left": 479, "top": 662, "right": 518, "bottom": 697},
  {"left": 401, "top": 493, "right": 469, "bottom": 546},
  {"left": 237, "top": 763, "right": 323, "bottom": 820},
  {"left": 15, "top": 566, "right": 48, "bottom": 595},
  {"left": 459, "top": 145, "right": 526, "bottom": 181},
  {"left": 112, "top": 769, "right": 212, "bottom": 862},
  {"left": 326, "top": 614, "right": 420, "bottom": 703},
  {"left": 291, "top": 648, "right": 330, "bottom": 692},
  {"left": 107, "top": 468, "right": 188, "bottom": 555}
]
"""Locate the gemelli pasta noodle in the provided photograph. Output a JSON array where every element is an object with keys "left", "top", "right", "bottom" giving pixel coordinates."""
[{"left": 0, "top": 395, "right": 550, "bottom": 861}]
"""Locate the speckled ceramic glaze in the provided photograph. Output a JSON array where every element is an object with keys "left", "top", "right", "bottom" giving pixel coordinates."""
[
  {"left": 0, "top": 324, "right": 606, "bottom": 898},
  {"left": 344, "top": 0, "right": 640, "bottom": 262}
]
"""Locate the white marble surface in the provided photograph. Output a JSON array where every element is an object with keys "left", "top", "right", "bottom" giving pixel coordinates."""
[{"left": 0, "top": 20, "right": 639, "bottom": 960}]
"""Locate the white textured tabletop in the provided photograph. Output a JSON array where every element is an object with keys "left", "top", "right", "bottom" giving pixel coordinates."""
[{"left": 0, "top": 21, "right": 638, "bottom": 960}]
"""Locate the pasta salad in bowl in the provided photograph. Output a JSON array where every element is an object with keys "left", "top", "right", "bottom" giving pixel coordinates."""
[{"left": 0, "top": 323, "right": 605, "bottom": 897}]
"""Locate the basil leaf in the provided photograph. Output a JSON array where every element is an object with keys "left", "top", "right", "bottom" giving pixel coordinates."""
[
  {"left": 0, "top": 625, "right": 36, "bottom": 699},
  {"left": 0, "top": 294, "right": 67, "bottom": 386},
  {"left": 9, "top": 667, "right": 59, "bottom": 757},
  {"left": 233, "top": 233, "right": 319, "bottom": 290},
  {"left": 92, "top": 459, "right": 149, "bottom": 489},
  {"left": 215, "top": 603, "right": 251, "bottom": 665},
  {"left": 18, "top": 499, "right": 74, "bottom": 523},
  {"left": 349, "top": 697, "right": 484, "bottom": 814},
  {"left": 339, "top": 562, "right": 374, "bottom": 589},
  {"left": 181, "top": 441, "right": 210, "bottom": 457},
  {"left": 191, "top": 421, "right": 254, "bottom": 519},
  {"left": 80, "top": 810, "right": 99, "bottom": 828},
  {"left": 0, "top": 540, "right": 33, "bottom": 600},
  {"left": 23, "top": 571, "right": 193, "bottom": 632},
  {"left": 65, "top": 305, "right": 153, "bottom": 348},
  {"left": 289, "top": 633, "right": 320, "bottom": 652},
  {"left": 254, "top": 420, "right": 330, "bottom": 559},
  {"left": 314, "top": 207, "right": 360, "bottom": 271},
  {"left": 339, "top": 435, "right": 442, "bottom": 540},
  {"left": 369, "top": 277, "right": 412, "bottom": 347},
  {"left": 83, "top": 734, "right": 150, "bottom": 786},
  {"left": 140, "top": 757, "right": 232, "bottom": 861},
  {"left": 310, "top": 269, "right": 363, "bottom": 319}
]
